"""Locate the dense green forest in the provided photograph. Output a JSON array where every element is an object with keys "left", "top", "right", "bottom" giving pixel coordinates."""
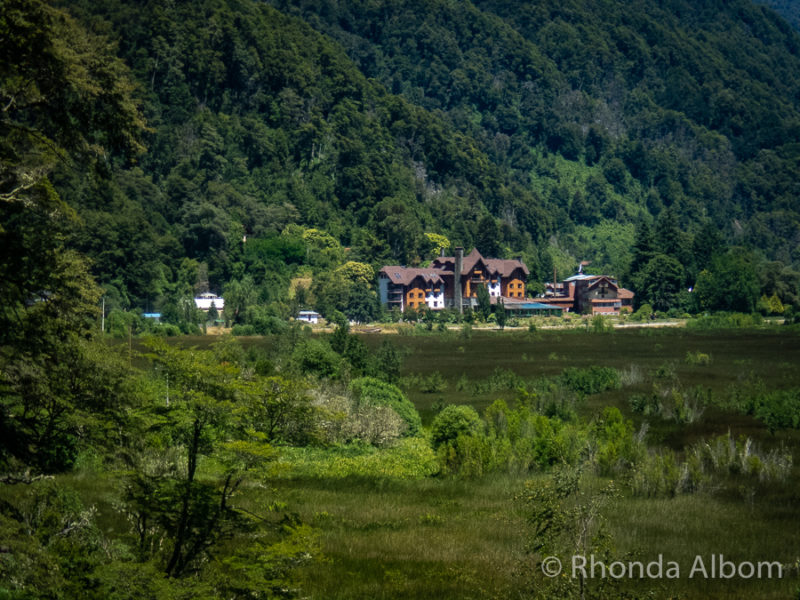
[
  {"left": 3, "top": 0, "right": 799, "bottom": 329},
  {"left": 758, "top": 0, "right": 800, "bottom": 31},
  {"left": 5, "top": 2, "right": 800, "bottom": 597}
]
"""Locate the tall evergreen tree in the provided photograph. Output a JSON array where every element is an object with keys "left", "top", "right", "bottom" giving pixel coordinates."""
[{"left": 628, "top": 220, "right": 655, "bottom": 281}]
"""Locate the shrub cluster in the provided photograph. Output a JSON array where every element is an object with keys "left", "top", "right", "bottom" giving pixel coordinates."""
[
  {"left": 310, "top": 379, "right": 423, "bottom": 446},
  {"left": 629, "top": 385, "right": 710, "bottom": 424},
  {"left": 430, "top": 402, "right": 591, "bottom": 478},
  {"left": 686, "top": 312, "right": 764, "bottom": 330},
  {"left": 685, "top": 350, "right": 712, "bottom": 366},
  {"left": 559, "top": 366, "right": 621, "bottom": 395},
  {"left": 721, "top": 378, "right": 800, "bottom": 433},
  {"left": 428, "top": 402, "right": 642, "bottom": 479},
  {"left": 630, "top": 432, "right": 793, "bottom": 497},
  {"left": 350, "top": 377, "right": 422, "bottom": 436}
]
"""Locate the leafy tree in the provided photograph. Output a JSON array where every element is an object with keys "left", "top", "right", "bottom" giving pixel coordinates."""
[
  {"left": 637, "top": 253, "right": 685, "bottom": 312},
  {"left": 519, "top": 465, "right": 619, "bottom": 600},
  {"left": 0, "top": 0, "right": 145, "bottom": 203},
  {"left": 344, "top": 335, "right": 371, "bottom": 375},
  {"left": 344, "top": 280, "right": 379, "bottom": 323},
  {"left": 430, "top": 405, "right": 483, "bottom": 449},
  {"left": 423, "top": 232, "right": 451, "bottom": 258},
  {"left": 706, "top": 249, "right": 761, "bottom": 313},
  {"left": 402, "top": 305, "right": 418, "bottom": 323},
  {"left": 628, "top": 220, "right": 655, "bottom": 282},
  {"left": 0, "top": 0, "right": 145, "bottom": 478},
  {"left": 335, "top": 261, "right": 374, "bottom": 286},
  {"left": 311, "top": 271, "right": 349, "bottom": 320},
  {"left": 495, "top": 298, "right": 507, "bottom": 329},
  {"left": 224, "top": 276, "right": 258, "bottom": 325},
  {"left": 692, "top": 221, "right": 726, "bottom": 274},
  {"left": 126, "top": 340, "right": 271, "bottom": 577},
  {"left": 654, "top": 207, "right": 683, "bottom": 259},
  {"left": 372, "top": 339, "right": 403, "bottom": 383},
  {"left": 475, "top": 216, "right": 501, "bottom": 257},
  {"left": 422, "top": 306, "right": 436, "bottom": 330},
  {"left": 462, "top": 305, "right": 475, "bottom": 324},
  {"left": 760, "top": 261, "right": 800, "bottom": 307},
  {"left": 692, "top": 269, "right": 716, "bottom": 312},
  {"left": 207, "top": 302, "right": 219, "bottom": 323},
  {"left": 373, "top": 197, "right": 424, "bottom": 264},
  {"left": 247, "top": 376, "right": 315, "bottom": 444},
  {"left": 474, "top": 283, "right": 491, "bottom": 321},
  {"left": 350, "top": 377, "right": 422, "bottom": 436},
  {"left": 291, "top": 339, "right": 342, "bottom": 379},
  {"left": 330, "top": 321, "right": 350, "bottom": 354}
]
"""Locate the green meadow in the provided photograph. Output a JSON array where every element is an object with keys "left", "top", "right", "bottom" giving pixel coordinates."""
[
  {"left": 175, "top": 327, "right": 800, "bottom": 598},
  {"left": 5, "top": 326, "right": 800, "bottom": 599}
]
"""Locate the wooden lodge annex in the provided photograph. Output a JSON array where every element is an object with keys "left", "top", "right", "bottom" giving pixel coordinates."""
[{"left": 378, "top": 248, "right": 634, "bottom": 316}]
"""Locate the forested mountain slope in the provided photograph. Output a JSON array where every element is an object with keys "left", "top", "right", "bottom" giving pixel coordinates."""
[
  {"left": 280, "top": 0, "right": 800, "bottom": 245},
  {"left": 32, "top": 0, "right": 800, "bottom": 317},
  {"left": 758, "top": 0, "right": 800, "bottom": 30}
]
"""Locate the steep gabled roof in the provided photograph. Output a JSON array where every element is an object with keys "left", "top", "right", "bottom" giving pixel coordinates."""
[
  {"left": 385, "top": 251, "right": 530, "bottom": 284},
  {"left": 486, "top": 258, "right": 530, "bottom": 277},
  {"left": 461, "top": 248, "right": 485, "bottom": 274},
  {"left": 379, "top": 266, "right": 444, "bottom": 286},
  {"left": 434, "top": 250, "right": 529, "bottom": 278},
  {"left": 586, "top": 276, "right": 619, "bottom": 291},
  {"left": 431, "top": 257, "right": 455, "bottom": 270}
]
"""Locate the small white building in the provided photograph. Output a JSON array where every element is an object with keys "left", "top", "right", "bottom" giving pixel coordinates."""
[
  {"left": 297, "top": 310, "right": 321, "bottom": 324},
  {"left": 194, "top": 292, "right": 224, "bottom": 312}
]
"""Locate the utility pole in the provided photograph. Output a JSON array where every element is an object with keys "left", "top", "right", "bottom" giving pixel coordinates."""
[{"left": 101, "top": 296, "right": 105, "bottom": 333}]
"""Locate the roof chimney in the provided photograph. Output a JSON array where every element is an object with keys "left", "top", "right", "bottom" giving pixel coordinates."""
[{"left": 454, "top": 246, "right": 463, "bottom": 313}]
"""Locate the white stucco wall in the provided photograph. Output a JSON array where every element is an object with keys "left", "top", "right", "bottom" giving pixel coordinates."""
[
  {"left": 488, "top": 279, "right": 502, "bottom": 297},
  {"left": 194, "top": 295, "right": 224, "bottom": 311},
  {"left": 425, "top": 282, "right": 445, "bottom": 309}
]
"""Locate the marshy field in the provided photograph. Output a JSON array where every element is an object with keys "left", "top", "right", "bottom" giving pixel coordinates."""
[
  {"left": 235, "top": 326, "right": 800, "bottom": 599},
  {"left": 6, "top": 326, "right": 800, "bottom": 599}
]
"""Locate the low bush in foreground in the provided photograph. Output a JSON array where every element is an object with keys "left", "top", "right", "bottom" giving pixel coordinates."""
[
  {"left": 686, "top": 312, "right": 764, "bottom": 330},
  {"left": 272, "top": 438, "right": 439, "bottom": 479}
]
